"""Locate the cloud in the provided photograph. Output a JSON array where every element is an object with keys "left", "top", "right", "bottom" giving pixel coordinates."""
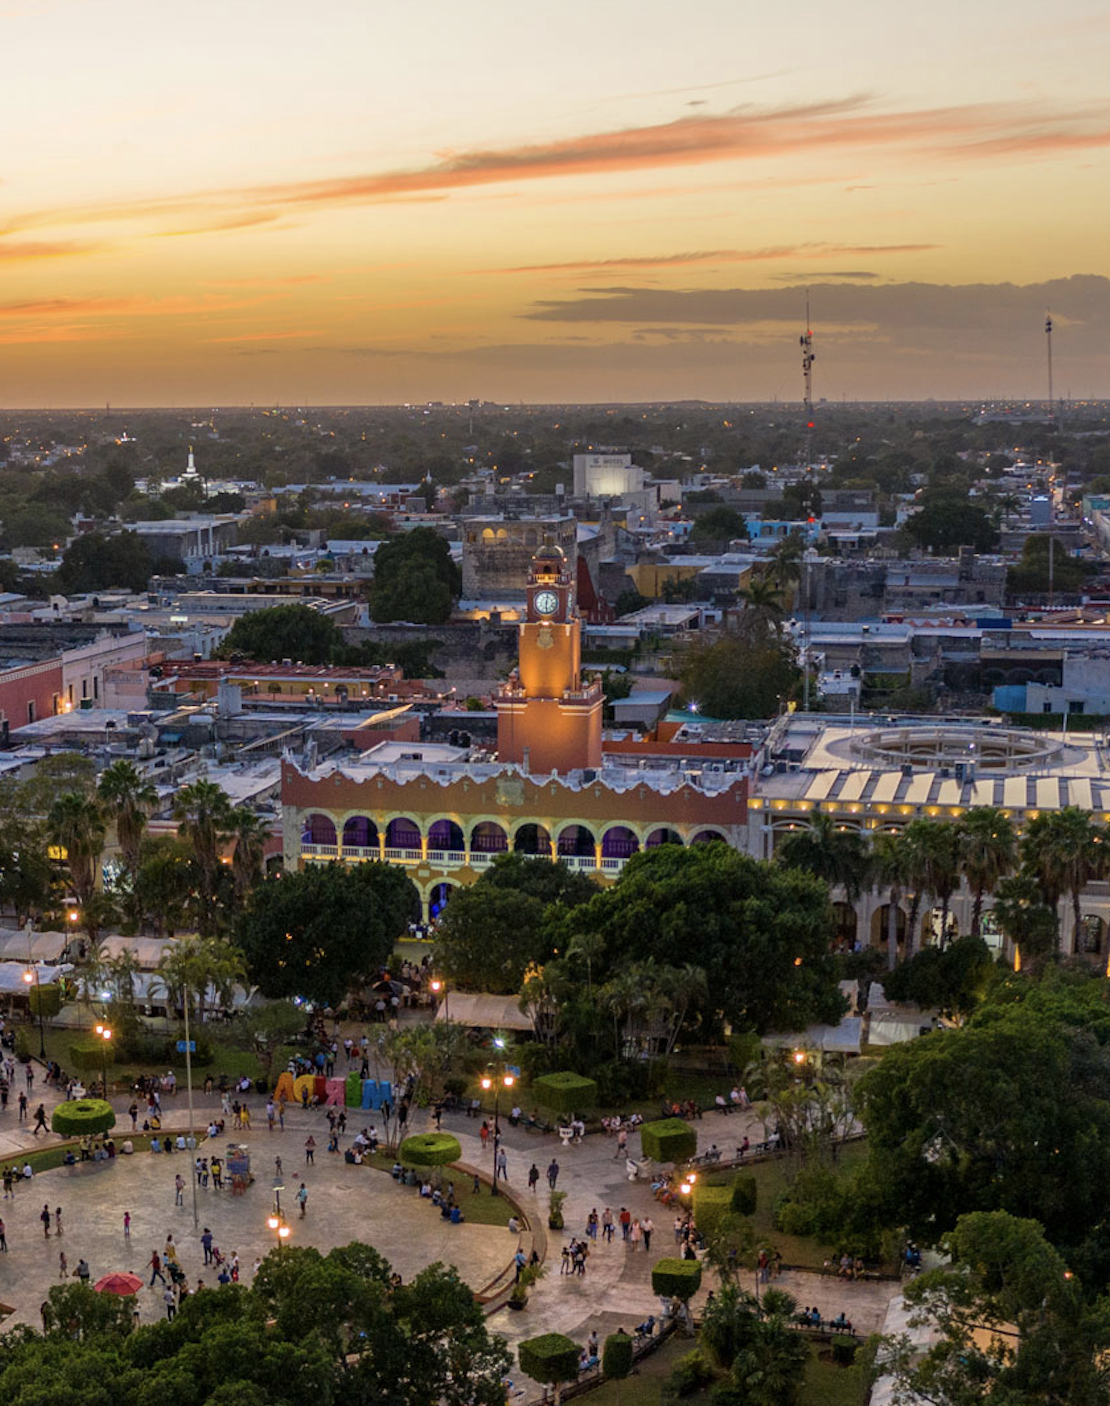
[
  {"left": 0, "top": 239, "right": 103, "bottom": 263},
  {"left": 482, "top": 243, "right": 936, "bottom": 274},
  {"left": 205, "top": 329, "right": 323, "bottom": 344}
]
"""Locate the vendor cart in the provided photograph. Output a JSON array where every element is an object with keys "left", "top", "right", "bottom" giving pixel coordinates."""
[{"left": 226, "top": 1142, "right": 252, "bottom": 1195}]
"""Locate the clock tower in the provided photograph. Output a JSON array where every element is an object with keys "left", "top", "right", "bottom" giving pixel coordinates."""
[{"left": 496, "top": 543, "right": 603, "bottom": 773}]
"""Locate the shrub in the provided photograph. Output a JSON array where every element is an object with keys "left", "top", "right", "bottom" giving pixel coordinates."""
[
  {"left": 730, "top": 1175, "right": 757, "bottom": 1217},
  {"left": 831, "top": 1338, "right": 858, "bottom": 1365},
  {"left": 518, "top": 1334, "right": 580, "bottom": 1387},
  {"left": 693, "top": 1184, "right": 733, "bottom": 1238},
  {"left": 664, "top": 1348, "right": 716, "bottom": 1399},
  {"left": 14, "top": 1029, "right": 29, "bottom": 1060},
  {"left": 651, "top": 1257, "right": 702, "bottom": 1301},
  {"left": 442, "top": 1076, "right": 467, "bottom": 1099},
  {"left": 532, "top": 1071, "right": 597, "bottom": 1116},
  {"left": 51, "top": 1098, "right": 116, "bottom": 1137},
  {"left": 593, "top": 1058, "right": 662, "bottom": 1105},
  {"left": 548, "top": 1189, "right": 567, "bottom": 1230},
  {"left": 69, "top": 1043, "right": 109, "bottom": 1074},
  {"left": 602, "top": 1333, "right": 633, "bottom": 1380},
  {"left": 399, "top": 1133, "right": 460, "bottom": 1168},
  {"left": 640, "top": 1118, "right": 697, "bottom": 1165},
  {"left": 773, "top": 1195, "right": 816, "bottom": 1238},
  {"left": 28, "top": 985, "right": 62, "bottom": 1019}
]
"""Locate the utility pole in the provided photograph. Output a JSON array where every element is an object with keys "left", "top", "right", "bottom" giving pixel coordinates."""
[{"left": 183, "top": 989, "right": 198, "bottom": 1230}]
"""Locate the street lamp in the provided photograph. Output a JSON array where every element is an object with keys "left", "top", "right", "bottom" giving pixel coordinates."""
[
  {"left": 480, "top": 1048, "right": 515, "bottom": 1197},
  {"left": 21, "top": 967, "right": 46, "bottom": 1060},
  {"left": 429, "top": 977, "right": 449, "bottom": 1023},
  {"left": 266, "top": 1213, "right": 291, "bottom": 1252},
  {"left": 94, "top": 1022, "right": 113, "bottom": 1099}
]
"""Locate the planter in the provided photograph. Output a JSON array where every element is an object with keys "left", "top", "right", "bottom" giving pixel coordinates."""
[{"left": 507, "top": 1298, "right": 527, "bottom": 1311}]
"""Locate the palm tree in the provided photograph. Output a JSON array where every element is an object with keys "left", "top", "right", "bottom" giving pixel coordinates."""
[
  {"left": 173, "top": 780, "right": 233, "bottom": 933},
  {"left": 1021, "top": 807, "right": 1107, "bottom": 951},
  {"left": 46, "top": 792, "right": 106, "bottom": 909},
  {"left": 737, "top": 575, "right": 785, "bottom": 634},
  {"left": 872, "top": 831, "right": 910, "bottom": 971},
  {"left": 98, "top": 760, "right": 158, "bottom": 878},
  {"left": 776, "top": 812, "right": 871, "bottom": 900},
  {"left": 228, "top": 807, "right": 270, "bottom": 903},
  {"left": 133, "top": 837, "right": 194, "bottom": 938},
  {"left": 958, "top": 807, "right": 1017, "bottom": 939},
  {"left": 155, "top": 936, "right": 247, "bottom": 1026},
  {"left": 898, "top": 818, "right": 961, "bottom": 951}
]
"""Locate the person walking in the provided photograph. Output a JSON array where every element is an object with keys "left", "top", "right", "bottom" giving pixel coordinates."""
[
  {"left": 201, "top": 1228, "right": 213, "bottom": 1265},
  {"left": 266, "top": 1101, "right": 275, "bottom": 1131},
  {"left": 629, "top": 1218, "right": 642, "bottom": 1250},
  {"left": 40, "top": 1203, "right": 51, "bottom": 1238},
  {"left": 614, "top": 1128, "right": 628, "bottom": 1160},
  {"left": 296, "top": 1183, "right": 308, "bottom": 1218},
  {"left": 17, "top": 1091, "right": 27, "bottom": 1123},
  {"left": 528, "top": 1163, "right": 539, "bottom": 1192},
  {"left": 129, "top": 1101, "right": 139, "bottom": 1130},
  {"left": 124, "top": 1211, "right": 131, "bottom": 1240},
  {"left": 164, "top": 1285, "right": 176, "bottom": 1321},
  {"left": 164, "top": 1234, "right": 177, "bottom": 1266},
  {"left": 174, "top": 1174, "right": 184, "bottom": 1207},
  {"left": 641, "top": 1215, "right": 654, "bottom": 1252},
  {"left": 54, "top": 1206, "right": 62, "bottom": 1236},
  {"left": 149, "top": 1250, "right": 166, "bottom": 1286},
  {"left": 32, "top": 1104, "right": 47, "bottom": 1136},
  {"left": 304, "top": 1136, "right": 315, "bottom": 1165},
  {"left": 74, "top": 1258, "right": 90, "bottom": 1284},
  {"left": 619, "top": 1206, "right": 631, "bottom": 1241},
  {"left": 546, "top": 1158, "right": 559, "bottom": 1189},
  {"left": 602, "top": 1207, "right": 614, "bottom": 1242},
  {"left": 58, "top": 1251, "right": 67, "bottom": 1279},
  {"left": 495, "top": 1148, "right": 507, "bottom": 1184}
]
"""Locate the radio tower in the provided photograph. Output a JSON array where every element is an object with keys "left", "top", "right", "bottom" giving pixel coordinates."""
[
  {"left": 800, "top": 292, "right": 815, "bottom": 471},
  {"left": 1045, "top": 311, "right": 1055, "bottom": 425}
]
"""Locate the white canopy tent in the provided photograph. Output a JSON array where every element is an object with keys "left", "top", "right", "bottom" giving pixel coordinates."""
[
  {"left": 433, "top": 992, "right": 533, "bottom": 1032},
  {"left": 0, "top": 961, "right": 72, "bottom": 994}
]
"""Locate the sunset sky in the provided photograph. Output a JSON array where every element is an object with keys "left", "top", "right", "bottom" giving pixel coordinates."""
[{"left": 3, "top": 0, "right": 1110, "bottom": 405}]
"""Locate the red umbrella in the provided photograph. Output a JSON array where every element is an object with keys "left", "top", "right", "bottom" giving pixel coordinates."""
[{"left": 93, "top": 1272, "right": 143, "bottom": 1297}]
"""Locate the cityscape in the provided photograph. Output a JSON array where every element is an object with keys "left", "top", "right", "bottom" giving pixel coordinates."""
[{"left": 1, "top": 3, "right": 1109, "bottom": 1406}]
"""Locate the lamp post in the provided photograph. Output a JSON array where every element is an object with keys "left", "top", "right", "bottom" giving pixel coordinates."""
[
  {"left": 94, "top": 1022, "right": 113, "bottom": 1099},
  {"left": 429, "top": 977, "right": 449, "bottom": 1023},
  {"left": 21, "top": 967, "right": 46, "bottom": 1061},
  {"left": 481, "top": 1037, "right": 514, "bottom": 1197},
  {"left": 266, "top": 1211, "right": 291, "bottom": 1253}
]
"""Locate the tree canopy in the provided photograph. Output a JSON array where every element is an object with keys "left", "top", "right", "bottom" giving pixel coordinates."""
[
  {"left": 904, "top": 490, "right": 999, "bottom": 553},
  {"left": 367, "top": 528, "right": 461, "bottom": 624},
  {"left": 678, "top": 635, "right": 800, "bottom": 719},
  {"left": 234, "top": 862, "right": 419, "bottom": 1007},
  {"left": 56, "top": 531, "right": 162, "bottom": 594},
  {"left": 217, "top": 604, "right": 347, "bottom": 666}
]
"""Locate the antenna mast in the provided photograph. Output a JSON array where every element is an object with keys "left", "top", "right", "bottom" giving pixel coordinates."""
[
  {"left": 800, "top": 292, "right": 815, "bottom": 471},
  {"left": 1045, "top": 311, "right": 1055, "bottom": 425}
]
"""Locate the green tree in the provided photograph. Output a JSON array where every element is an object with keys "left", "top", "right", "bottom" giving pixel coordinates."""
[
  {"left": 904, "top": 491, "right": 999, "bottom": 553},
  {"left": 436, "top": 886, "right": 547, "bottom": 993},
  {"left": 367, "top": 527, "right": 461, "bottom": 624},
  {"left": 871, "top": 831, "right": 910, "bottom": 971},
  {"left": 217, "top": 603, "right": 346, "bottom": 666},
  {"left": 552, "top": 844, "right": 844, "bottom": 1035},
  {"left": 678, "top": 635, "right": 800, "bottom": 719},
  {"left": 132, "top": 836, "right": 195, "bottom": 938},
  {"left": 959, "top": 807, "right": 1017, "bottom": 939},
  {"left": 173, "top": 780, "right": 233, "bottom": 934},
  {"left": 97, "top": 759, "right": 157, "bottom": 880},
  {"left": 55, "top": 531, "right": 159, "bottom": 593},
  {"left": 234, "top": 862, "right": 418, "bottom": 1007},
  {"left": 775, "top": 812, "right": 871, "bottom": 900},
  {"left": 882, "top": 934, "right": 994, "bottom": 1021},
  {"left": 992, "top": 872, "right": 1058, "bottom": 975},
  {"left": 228, "top": 807, "right": 270, "bottom": 903},
  {"left": 481, "top": 851, "right": 599, "bottom": 908},
  {"left": 1021, "top": 807, "right": 1106, "bottom": 950},
  {"left": 155, "top": 936, "right": 247, "bottom": 1025},
  {"left": 689, "top": 506, "right": 749, "bottom": 544},
  {"left": 46, "top": 792, "right": 105, "bottom": 908}
]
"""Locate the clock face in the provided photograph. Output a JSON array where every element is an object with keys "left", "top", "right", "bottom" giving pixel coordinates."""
[{"left": 534, "top": 589, "right": 559, "bottom": 616}]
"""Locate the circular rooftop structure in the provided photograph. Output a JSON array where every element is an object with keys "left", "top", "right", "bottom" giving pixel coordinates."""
[{"left": 850, "top": 724, "right": 1063, "bottom": 772}]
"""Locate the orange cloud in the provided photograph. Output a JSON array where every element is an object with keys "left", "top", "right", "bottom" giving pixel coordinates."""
[
  {"left": 484, "top": 243, "right": 937, "bottom": 274},
  {"left": 0, "top": 239, "right": 103, "bottom": 262}
]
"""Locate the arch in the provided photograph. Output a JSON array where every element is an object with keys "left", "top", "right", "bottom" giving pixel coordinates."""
[
  {"left": 601, "top": 825, "right": 640, "bottom": 859},
  {"left": 302, "top": 813, "right": 337, "bottom": 846},
  {"left": 557, "top": 824, "right": 595, "bottom": 857},
  {"left": 1079, "top": 914, "right": 1104, "bottom": 955},
  {"left": 342, "top": 816, "right": 378, "bottom": 849},
  {"left": 385, "top": 816, "right": 421, "bottom": 849},
  {"left": 691, "top": 829, "right": 727, "bottom": 845},
  {"left": 870, "top": 904, "right": 907, "bottom": 949},
  {"left": 481, "top": 527, "right": 496, "bottom": 541},
  {"left": 429, "top": 882, "right": 456, "bottom": 919},
  {"left": 514, "top": 823, "right": 552, "bottom": 855},
  {"left": 427, "top": 819, "right": 465, "bottom": 853},
  {"left": 645, "top": 827, "right": 683, "bottom": 848},
  {"left": 470, "top": 821, "right": 508, "bottom": 854},
  {"left": 335, "top": 684, "right": 349, "bottom": 703},
  {"left": 831, "top": 901, "right": 858, "bottom": 951}
]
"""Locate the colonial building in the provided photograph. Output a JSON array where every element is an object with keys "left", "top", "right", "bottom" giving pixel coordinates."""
[{"left": 282, "top": 545, "right": 748, "bottom": 918}]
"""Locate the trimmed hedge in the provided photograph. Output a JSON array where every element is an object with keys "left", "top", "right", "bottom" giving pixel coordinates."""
[
  {"left": 68, "top": 1043, "right": 110, "bottom": 1074},
  {"left": 399, "top": 1133, "right": 461, "bottom": 1168},
  {"left": 602, "top": 1333, "right": 633, "bottom": 1380},
  {"left": 692, "top": 1183, "right": 733, "bottom": 1238},
  {"left": 518, "top": 1334, "right": 580, "bottom": 1386},
  {"left": 651, "top": 1257, "right": 702, "bottom": 1301},
  {"left": 731, "top": 1174, "right": 757, "bottom": 1217},
  {"left": 51, "top": 1099, "right": 116, "bottom": 1138},
  {"left": 640, "top": 1117, "right": 696, "bottom": 1165},
  {"left": 531, "top": 1071, "right": 598, "bottom": 1115},
  {"left": 28, "top": 985, "right": 62, "bottom": 1019}
]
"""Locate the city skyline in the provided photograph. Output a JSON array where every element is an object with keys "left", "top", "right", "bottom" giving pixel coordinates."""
[{"left": 2, "top": 0, "right": 1109, "bottom": 406}]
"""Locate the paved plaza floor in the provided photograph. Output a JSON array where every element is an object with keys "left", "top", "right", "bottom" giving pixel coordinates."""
[{"left": 0, "top": 1059, "right": 901, "bottom": 1382}]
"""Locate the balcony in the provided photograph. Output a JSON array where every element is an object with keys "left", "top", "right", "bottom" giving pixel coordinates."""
[
  {"left": 341, "top": 845, "right": 379, "bottom": 860},
  {"left": 383, "top": 848, "right": 423, "bottom": 863},
  {"left": 427, "top": 849, "right": 467, "bottom": 867},
  {"left": 301, "top": 843, "right": 338, "bottom": 858}
]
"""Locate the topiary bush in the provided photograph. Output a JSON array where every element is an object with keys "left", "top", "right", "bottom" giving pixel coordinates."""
[
  {"left": 51, "top": 1098, "right": 116, "bottom": 1138},
  {"left": 518, "top": 1333, "right": 580, "bottom": 1388},
  {"left": 602, "top": 1332, "right": 633, "bottom": 1381},
  {"left": 640, "top": 1117, "right": 697, "bottom": 1165},
  {"left": 28, "top": 985, "right": 62, "bottom": 1019},
  {"left": 532, "top": 1071, "right": 597, "bottom": 1116},
  {"left": 730, "top": 1174, "right": 757, "bottom": 1217},
  {"left": 651, "top": 1257, "right": 702, "bottom": 1302},
  {"left": 399, "top": 1133, "right": 461, "bottom": 1168},
  {"left": 664, "top": 1347, "right": 716, "bottom": 1398},
  {"left": 693, "top": 1183, "right": 734, "bottom": 1238},
  {"left": 69, "top": 1043, "right": 108, "bottom": 1074}
]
